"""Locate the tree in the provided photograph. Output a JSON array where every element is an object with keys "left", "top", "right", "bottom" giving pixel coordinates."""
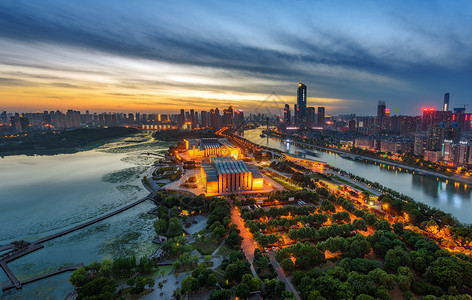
[
  {"left": 367, "top": 268, "right": 395, "bottom": 290},
  {"left": 154, "top": 219, "right": 168, "bottom": 235},
  {"left": 131, "top": 276, "right": 147, "bottom": 294},
  {"left": 397, "top": 266, "right": 414, "bottom": 291},
  {"left": 281, "top": 258, "right": 295, "bottom": 272},
  {"left": 181, "top": 275, "right": 199, "bottom": 293},
  {"left": 242, "top": 274, "right": 262, "bottom": 292},
  {"left": 99, "top": 259, "right": 112, "bottom": 278},
  {"left": 254, "top": 255, "right": 269, "bottom": 270},
  {"left": 78, "top": 276, "right": 117, "bottom": 299},
  {"left": 226, "top": 229, "right": 243, "bottom": 249},
  {"left": 234, "top": 282, "right": 250, "bottom": 298},
  {"left": 210, "top": 289, "right": 231, "bottom": 300},
  {"left": 146, "top": 278, "right": 155, "bottom": 289},
  {"left": 212, "top": 224, "right": 226, "bottom": 240},
  {"left": 137, "top": 256, "right": 153, "bottom": 273},
  {"left": 348, "top": 272, "right": 377, "bottom": 296},
  {"left": 374, "top": 220, "right": 392, "bottom": 231},
  {"left": 353, "top": 219, "right": 367, "bottom": 231},
  {"left": 426, "top": 256, "right": 472, "bottom": 289},
  {"left": 168, "top": 217, "right": 183, "bottom": 237},
  {"left": 384, "top": 247, "right": 411, "bottom": 272},
  {"left": 392, "top": 222, "right": 404, "bottom": 235},
  {"left": 70, "top": 266, "right": 87, "bottom": 287},
  {"left": 362, "top": 213, "right": 378, "bottom": 226},
  {"left": 224, "top": 259, "right": 251, "bottom": 283}
]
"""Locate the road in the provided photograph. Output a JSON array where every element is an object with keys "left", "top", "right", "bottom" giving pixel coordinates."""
[
  {"left": 267, "top": 253, "right": 301, "bottom": 300},
  {"left": 230, "top": 204, "right": 257, "bottom": 277}
]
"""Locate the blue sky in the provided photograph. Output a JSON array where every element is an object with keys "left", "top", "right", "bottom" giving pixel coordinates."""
[{"left": 0, "top": 0, "right": 471, "bottom": 115}]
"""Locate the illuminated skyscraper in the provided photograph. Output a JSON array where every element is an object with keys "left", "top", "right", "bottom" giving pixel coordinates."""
[
  {"left": 443, "top": 92, "right": 450, "bottom": 112},
  {"left": 297, "top": 83, "right": 307, "bottom": 127}
]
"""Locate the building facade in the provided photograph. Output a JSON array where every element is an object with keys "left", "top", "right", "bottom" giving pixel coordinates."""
[{"left": 201, "top": 156, "right": 263, "bottom": 194}]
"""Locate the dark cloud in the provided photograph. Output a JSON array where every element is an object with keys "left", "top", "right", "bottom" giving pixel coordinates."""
[
  {"left": 50, "top": 82, "right": 83, "bottom": 88},
  {"left": 0, "top": 77, "right": 36, "bottom": 86}
]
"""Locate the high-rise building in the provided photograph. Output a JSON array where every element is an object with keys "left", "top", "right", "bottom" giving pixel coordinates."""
[
  {"left": 201, "top": 111, "right": 210, "bottom": 127},
  {"left": 377, "top": 101, "right": 386, "bottom": 118},
  {"left": 348, "top": 119, "right": 356, "bottom": 131},
  {"left": 10, "top": 115, "right": 21, "bottom": 132},
  {"left": 283, "top": 104, "right": 291, "bottom": 125},
  {"left": 234, "top": 109, "right": 244, "bottom": 129},
  {"left": 443, "top": 92, "right": 450, "bottom": 112},
  {"left": 377, "top": 101, "right": 386, "bottom": 127},
  {"left": 297, "top": 83, "right": 307, "bottom": 127},
  {"left": 190, "top": 109, "right": 195, "bottom": 127},
  {"left": 294, "top": 104, "right": 298, "bottom": 126},
  {"left": 317, "top": 107, "right": 325, "bottom": 127},
  {"left": 210, "top": 108, "right": 220, "bottom": 129},
  {"left": 223, "top": 106, "right": 234, "bottom": 127},
  {"left": 179, "top": 109, "right": 185, "bottom": 126},
  {"left": 20, "top": 117, "right": 30, "bottom": 132},
  {"left": 307, "top": 107, "right": 316, "bottom": 128}
]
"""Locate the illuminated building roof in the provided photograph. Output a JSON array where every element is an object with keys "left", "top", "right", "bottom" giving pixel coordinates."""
[
  {"left": 202, "top": 162, "right": 218, "bottom": 182},
  {"left": 211, "top": 156, "right": 249, "bottom": 174},
  {"left": 247, "top": 165, "right": 263, "bottom": 179}
]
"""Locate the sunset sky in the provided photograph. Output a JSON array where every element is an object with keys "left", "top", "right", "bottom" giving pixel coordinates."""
[{"left": 1, "top": 0, "right": 472, "bottom": 116}]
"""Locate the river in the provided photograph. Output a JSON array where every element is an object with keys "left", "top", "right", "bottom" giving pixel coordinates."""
[
  {"left": 0, "top": 132, "right": 173, "bottom": 299},
  {"left": 244, "top": 128, "right": 472, "bottom": 224}
]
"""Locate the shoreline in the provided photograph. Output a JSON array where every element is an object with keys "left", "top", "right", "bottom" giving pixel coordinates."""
[{"left": 0, "top": 128, "right": 139, "bottom": 158}]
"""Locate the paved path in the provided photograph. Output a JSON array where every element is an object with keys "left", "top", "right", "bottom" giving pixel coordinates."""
[
  {"left": 325, "top": 170, "right": 382, "bottom": 196},
  {"left": 267, "top": 254, "right": 301, "bottom": 300},
  {"left": 145, "top": 256, "right": 223, "bottom": 300},
  {"left": 230, "top": 206, "right": 256, "bottom": 264}
]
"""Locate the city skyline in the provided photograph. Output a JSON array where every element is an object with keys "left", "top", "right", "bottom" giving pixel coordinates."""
[{"left": 1, "top": 1, "right": 472, "bottom": 115}]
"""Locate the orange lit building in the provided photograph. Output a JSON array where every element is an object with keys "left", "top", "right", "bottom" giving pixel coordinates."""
[
  {"left": 184, "top": 138, "right": 240, "bottom": 159},
  {"left": 201, "top": 156, "right": 263, "bottom": 195}
]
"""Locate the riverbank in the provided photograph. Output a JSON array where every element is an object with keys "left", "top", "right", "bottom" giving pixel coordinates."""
[
  {"left": 268, "top": 132, "right": 472, "bottom": 185},
  {"left": 0, "top": 127, "right": 139, "bottom": 157}
]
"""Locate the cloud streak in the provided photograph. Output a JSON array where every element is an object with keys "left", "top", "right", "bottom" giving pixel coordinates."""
[{"left": 0, "top": 0, "right": 471, "bottom": 114}]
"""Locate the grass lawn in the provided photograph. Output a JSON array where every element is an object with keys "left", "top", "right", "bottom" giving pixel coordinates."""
[
  {"left": 150, "top": 265, "right": 173, "bottom": 277},
  {"left": 191, "top": 237, "right": 221, "bottom": 255},
  {"left": 332, "top": 177, "right": 375, "bottom": 195},
  {"left": 309, "top": 173, "right": 332, "bottom": 181},
  {"left": 122, "top": 288, "right": 153, "bottom": 300},
  {"left": 139, "top": 265, "right": 174, "bottom": 282},
  {"left": 216, "top": 244, "right": 233, "bottom": 258},
  {"left": 266, "top": 173, "right": 302, "bottom": 191}
]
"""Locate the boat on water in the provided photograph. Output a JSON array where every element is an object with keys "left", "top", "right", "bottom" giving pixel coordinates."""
[
  {"left": 340, "top": 154, "right": 351, "bottom": 159},
  {"left": 304, "top": 150, "right": 319, "bottom": 157},
  {"left": 354, "top": 156, "right": 362, "bottom": 161}
]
